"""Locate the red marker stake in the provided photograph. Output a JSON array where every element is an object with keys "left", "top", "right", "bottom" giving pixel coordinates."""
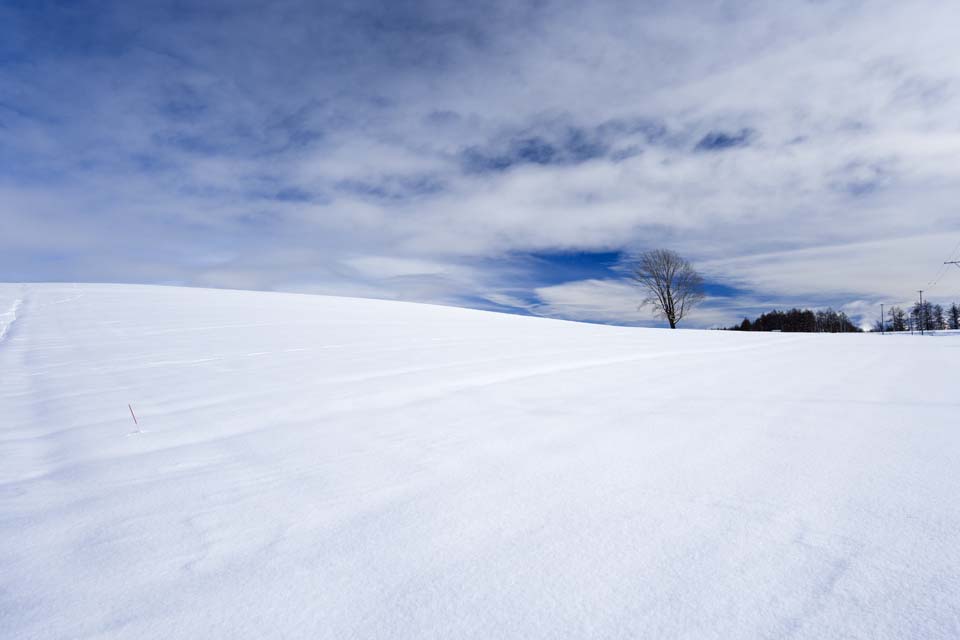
[{"left": 128, "top": 404, "right": 139, "bottom": 426}]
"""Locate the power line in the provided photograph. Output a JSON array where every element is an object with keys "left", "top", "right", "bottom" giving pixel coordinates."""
[
  {"left": 942, "top": 262, "right": 960, "bottom": 298},
  {"left": 945, "top": 237, "right": 960, "bottom": 261},
  {"left": 930, "top": 261, "right": 952, "bottom": 287},
  {"left": 930, "top": 238, "right": 960, "bottom": 287}
]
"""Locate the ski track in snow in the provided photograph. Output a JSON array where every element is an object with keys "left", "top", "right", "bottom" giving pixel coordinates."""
[{"left": 1, "top": 283, "right": 959, "bottom": 640}]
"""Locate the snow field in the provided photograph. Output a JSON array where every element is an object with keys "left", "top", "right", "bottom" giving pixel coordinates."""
[{"left": 0, "top": 283, "right": 958, "bottom": 639}]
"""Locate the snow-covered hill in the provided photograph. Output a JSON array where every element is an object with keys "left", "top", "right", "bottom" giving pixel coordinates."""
[{"left": 1, "top": 283, "right": 957, "bottom": 639}]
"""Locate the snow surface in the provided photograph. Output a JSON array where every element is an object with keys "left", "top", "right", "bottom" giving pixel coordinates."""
[{"left": 1, "top": 283, "right": 958, "bottom": 639}]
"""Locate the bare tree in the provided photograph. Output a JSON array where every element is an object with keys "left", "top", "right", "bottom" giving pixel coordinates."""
[{"left": 628, "top": 249, "right": 705, "bottom": 329}]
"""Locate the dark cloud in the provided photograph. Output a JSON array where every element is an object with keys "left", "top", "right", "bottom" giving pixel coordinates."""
[
  {"left": 335, "top": 175, "right": 447, "bottom": 201},
  {"left": 694, "top": 128, "right": 754, "bottom": 152},
  {"left": 829, "top": 160, "right": 895, "bottom": 197},
  {"left": 460, "top": 117, "right": 669, "bottom": 173}
]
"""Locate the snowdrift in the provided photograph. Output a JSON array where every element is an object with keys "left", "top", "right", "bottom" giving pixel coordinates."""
[{"left": 1, "top": 283, "right": 957, "bottom": 639}]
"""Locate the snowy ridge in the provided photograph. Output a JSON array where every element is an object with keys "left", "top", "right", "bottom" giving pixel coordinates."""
[
  {"left": 0, "top": 283, "right": 958, "bottom": 640},
  {"left": 0, "top": 297, "right": 22, "bottom": 344}
]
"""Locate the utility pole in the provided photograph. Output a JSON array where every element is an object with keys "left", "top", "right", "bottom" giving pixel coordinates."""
[
  {"left": 918, "top": 290, "right": 924, "bottom": 336},
  {"left": 881, "top": 303, "right": 884, "bottom": 335}
]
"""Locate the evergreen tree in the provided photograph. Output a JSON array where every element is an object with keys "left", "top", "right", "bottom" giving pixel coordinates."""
[
  {"left": 910, "top": 302, "right": 932, "bottom": 331},
  {"left": 950, "top": 303, "right": 960, "bottom": 330},
  {"left": 888, "top": 306, "right": 907, "bottom": 332},
  {"left": 728, "top": 307, "right": 860, "bottom": 333},
  {"left": 933, "top": 304, "right": 946, "bottom": 330}
]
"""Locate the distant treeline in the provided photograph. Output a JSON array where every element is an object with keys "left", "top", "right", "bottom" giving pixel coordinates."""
[
  {"left": 728, "top": 308, "right": 861, "bottom": 333},
  {"left": 880, "top": 302, "right": 960, "bottom": 332}
]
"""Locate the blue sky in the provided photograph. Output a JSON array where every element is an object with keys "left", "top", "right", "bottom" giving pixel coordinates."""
[{"left": 3, "top": 0, "right": 960, "bottom": 327}]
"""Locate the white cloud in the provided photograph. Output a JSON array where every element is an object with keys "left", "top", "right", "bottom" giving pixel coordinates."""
[
  {"left": 4, "top": 1, "right": 960, "bottom": 325},
  {"left": 533, "top": 279, "right": 644, "bottom": 325},
  {"left": 701, "top": 232, "right": 960, "bottom": 305}
]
